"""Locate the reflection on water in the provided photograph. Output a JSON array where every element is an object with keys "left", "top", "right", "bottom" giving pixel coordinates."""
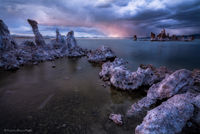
[{"left": 0, "top": 39, "right": 200, "bottom": 133}]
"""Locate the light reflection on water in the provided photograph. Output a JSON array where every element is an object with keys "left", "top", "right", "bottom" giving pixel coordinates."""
[{"left": 0, "top": 39, "right": 200, "bottom": 133}]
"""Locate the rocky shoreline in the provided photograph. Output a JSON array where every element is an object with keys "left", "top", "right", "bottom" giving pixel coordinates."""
[
  {"left": 1, "top": 19, "right": 200, "bottom": 134},
  {"left": 0, "top": 19, "right": 115, "bottom": 71},
  {"left": 100, "top": 59, "right": 200, "bottom": 133}
]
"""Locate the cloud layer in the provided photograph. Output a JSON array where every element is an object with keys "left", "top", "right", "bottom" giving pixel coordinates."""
[{"left": 0, "top": 0, "right": 200, "bottom": 37}]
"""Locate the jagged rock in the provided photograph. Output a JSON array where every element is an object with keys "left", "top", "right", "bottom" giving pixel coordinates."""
[
  {"left": 51, "top": 29, "right": 66, "bottom": 49},
  {"left": 127, "top": 69, "right": 193, "bottom": 117},
  {"left": 157, "top": 28, "right": 168, "bottom": 40},
  {"left": 67, "top": 46, "right": 87, "bottom": 57},
  {"left": 126, "top": 96, "right": 156, "bottom": 117},
  {"left": 147, "top": 69, "right": 193, "bottom": 99},
  {"left": 0, "top": 19, "right": 17, "bottom": 50},
  {"left": 192, "top": 69, "right": 200, "bottom": 88},
  {"left": 67, "top": 31, "right": 77, "bottom": 49},
  {"left": 87, "top": 46, "right": 116, "bottom": 63},
  {"left": 151, "top": 32, "right": 156, "bottom": 41},
  {"left": 65, "top": 30, "right": 86, "bottom": 57},
  {"left": 192, "top": 94, "right": 200, "bottom": 126},
  {"left": 0, "top": 19, "right": 88, "bottom": 71},
  {"left": 110, "top": 64, "right": 170, "bottom": 91},
  {"left": 99, "top": 58, "right": 128, "bottom": 81},
  {"left": 109, "top": 114, "right": 123, "bottom": 125},
  {"left": 27, "top": 19, "right": 46, "bottom": 46},
  {"left": 56, "top": 28, "right": 65, "bottom": 44},
  {"left": 0, "top": 20, "right": 19, "bottom": 70},
  {"left": 0, "top": 52, "right": 20, "bottom": 70},
  {"left": 23, "top": 40, "right": 36, "bottom": 47},
  {"left": 135, "top": 93, "right": 195, "bottom": 134}
]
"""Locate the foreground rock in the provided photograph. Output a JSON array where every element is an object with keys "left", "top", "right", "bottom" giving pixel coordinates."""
[
  {"left": 87, "top": 46, "right": 116, "bottom": 63},
  {"left": 127, "top": 69, "right": 193, "bottom": 117},
  {"left": 101, "top": 62, "right": 171, "bottom": 90},
  {"left": 135, "top": 93, "right": 195, "bottom": 134},
  {"left": 99, "top": 58, "right": 128, "bottom": 81},
  {"left": 192, "top": 94, "right": 200, "bottom": 126}
]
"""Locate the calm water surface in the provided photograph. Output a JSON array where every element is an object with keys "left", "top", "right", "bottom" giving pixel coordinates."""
[{"left": 0, "top": 39, "right": 200, "bottom": 134}]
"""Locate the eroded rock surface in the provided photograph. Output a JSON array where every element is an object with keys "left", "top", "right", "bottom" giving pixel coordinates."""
[
  {"left": 50, "top": 29, "right": 66, "bottom": 49},
  {"left": 127, "top": 69, "right": 193, "bottom": 117},
  {"left": 27, "top": 19, "right": 46, "bottom": 47},
  {"left": 109, "top": 64, "right": 170, "bottom": 90},
  {"left": 0, "top": 19, "right": 87, "bottom": 71},
  {"left": 192, "top": 94, "right": 200, "bottom": 126},
  {"left": 87, "top": 46, "right": 116, "bottom": 63},
  {"left": 67, "top": 31, "right": 77, "bottom": 49},
  {"left": 99, "top": 58, "right": 128, "bottom": 81},
  {"left": 0, "top": 19, "right": 19, "bottom": 70},
  {"left": 56, "top": 28, "right": 65, "bottom": 44},
  {"left": 135, "top": 93, "right": 195, "bottom": 134},
  {"left": 0, "top": 20, "right": 18, "bottom": 50},
  {"left": 66, "top": 30, "right": 87, "bottom": 57}
]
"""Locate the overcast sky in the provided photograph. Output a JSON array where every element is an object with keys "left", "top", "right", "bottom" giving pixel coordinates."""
[{"left": 0, "top": 0, "right": 200, "bottom": 37}]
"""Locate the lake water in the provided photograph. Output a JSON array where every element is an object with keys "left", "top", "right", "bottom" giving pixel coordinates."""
[{"left": 0, "top": 39, "right": 200, "bottom": 134}]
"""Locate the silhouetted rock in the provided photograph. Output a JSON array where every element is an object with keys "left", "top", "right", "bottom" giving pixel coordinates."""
[
  {"left": 151, "top": 32, "right": 156, "bottom": 41},
  {"left": 157, "top": 28, "right": 168, "bottom": 40},
  {"left": 87, "top": 46, "right": 116, "bottom": 63},
  {"left": 150, "top": 29, "right": 194, "bottom": 41},
  {"left": 135, "top": 93, "right": 195, "bottom": 134},
  {"left": 27, "top": 19, "right": 46, "bottom": 46},
  {"left": 134, "top": 35, "right": 137, "bottom": 41}
]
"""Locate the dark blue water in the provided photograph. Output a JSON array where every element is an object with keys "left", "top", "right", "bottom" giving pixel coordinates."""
[
  {"left": 0, "top": 39, "right": 199, "bottom": 134},
  {"left": 78, "top": 39, "right": 200, "bottom": 70}
]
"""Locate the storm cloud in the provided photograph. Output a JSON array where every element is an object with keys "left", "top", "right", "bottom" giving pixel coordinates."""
[{"left": 0, "top": 0, "right": 199, "bottom": 37}]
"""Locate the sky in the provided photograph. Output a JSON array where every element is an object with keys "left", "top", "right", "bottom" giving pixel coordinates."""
[{"left": 0, "top": 0, "right": 200, "bottom": 37}]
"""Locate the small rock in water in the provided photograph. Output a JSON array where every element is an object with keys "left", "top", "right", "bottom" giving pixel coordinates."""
[
  {"left": 87, "top": 46, "right": 116, "bottom": 63},
  {"left": 109, "top": 114, "right": 123, "bottom": 125},
  {"left": 62, "top": 124, "right": 66, "bottom": 128},
  {"left": 52, "top": 65, "right": 56, "bottom": 68}
]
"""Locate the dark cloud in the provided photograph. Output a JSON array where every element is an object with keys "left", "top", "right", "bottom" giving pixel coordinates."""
[{"left": 0, "top": 0, "right": 199, "bottom": 37}]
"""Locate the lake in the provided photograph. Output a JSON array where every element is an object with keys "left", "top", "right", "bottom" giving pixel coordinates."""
[{"left": 0, "top": 39, "right": 200, "bottom": 134}]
